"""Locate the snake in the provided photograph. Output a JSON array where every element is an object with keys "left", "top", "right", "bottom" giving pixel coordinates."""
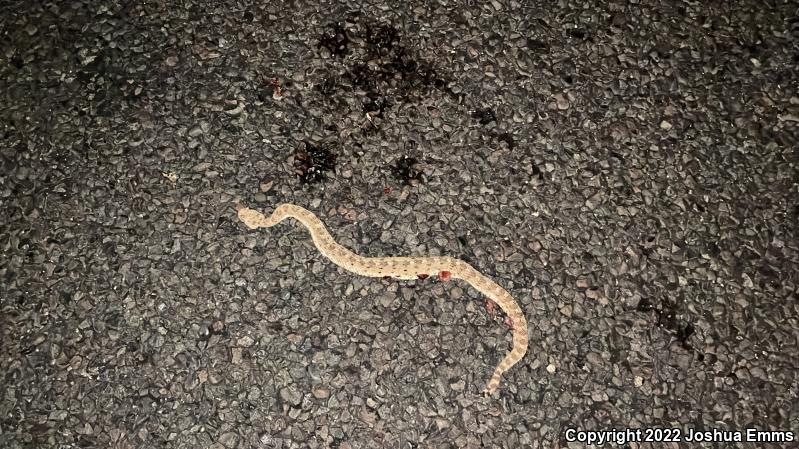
[{"left": 237, "top": 203, "right": 528, "bottom": 396}]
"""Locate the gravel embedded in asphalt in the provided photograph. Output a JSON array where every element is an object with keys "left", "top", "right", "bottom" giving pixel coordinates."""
[{"left": 1, "top": 1, "right": 797, "bottom": 448}]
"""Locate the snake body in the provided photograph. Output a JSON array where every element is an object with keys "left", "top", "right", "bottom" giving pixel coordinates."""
[{"left": 238, "top": 203, "right": 528, "bottom": 395}]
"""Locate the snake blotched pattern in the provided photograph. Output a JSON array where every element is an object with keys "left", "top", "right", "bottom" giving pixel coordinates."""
[{"left": 238, "top": 203, "right": 528, "bottom": 395}]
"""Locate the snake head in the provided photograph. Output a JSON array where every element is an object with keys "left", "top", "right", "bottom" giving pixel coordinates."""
[{"left": 238, "top": 207, "right": 267, "bottom": 229}]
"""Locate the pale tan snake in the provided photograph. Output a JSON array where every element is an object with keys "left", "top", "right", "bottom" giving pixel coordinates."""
[{"left": 238, "top": 203, "right": 528, "bottom": 395}]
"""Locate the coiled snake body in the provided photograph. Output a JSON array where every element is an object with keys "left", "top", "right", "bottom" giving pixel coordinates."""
[{"left": 238, "top": 203, "right": 528, "bottom": 395}]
